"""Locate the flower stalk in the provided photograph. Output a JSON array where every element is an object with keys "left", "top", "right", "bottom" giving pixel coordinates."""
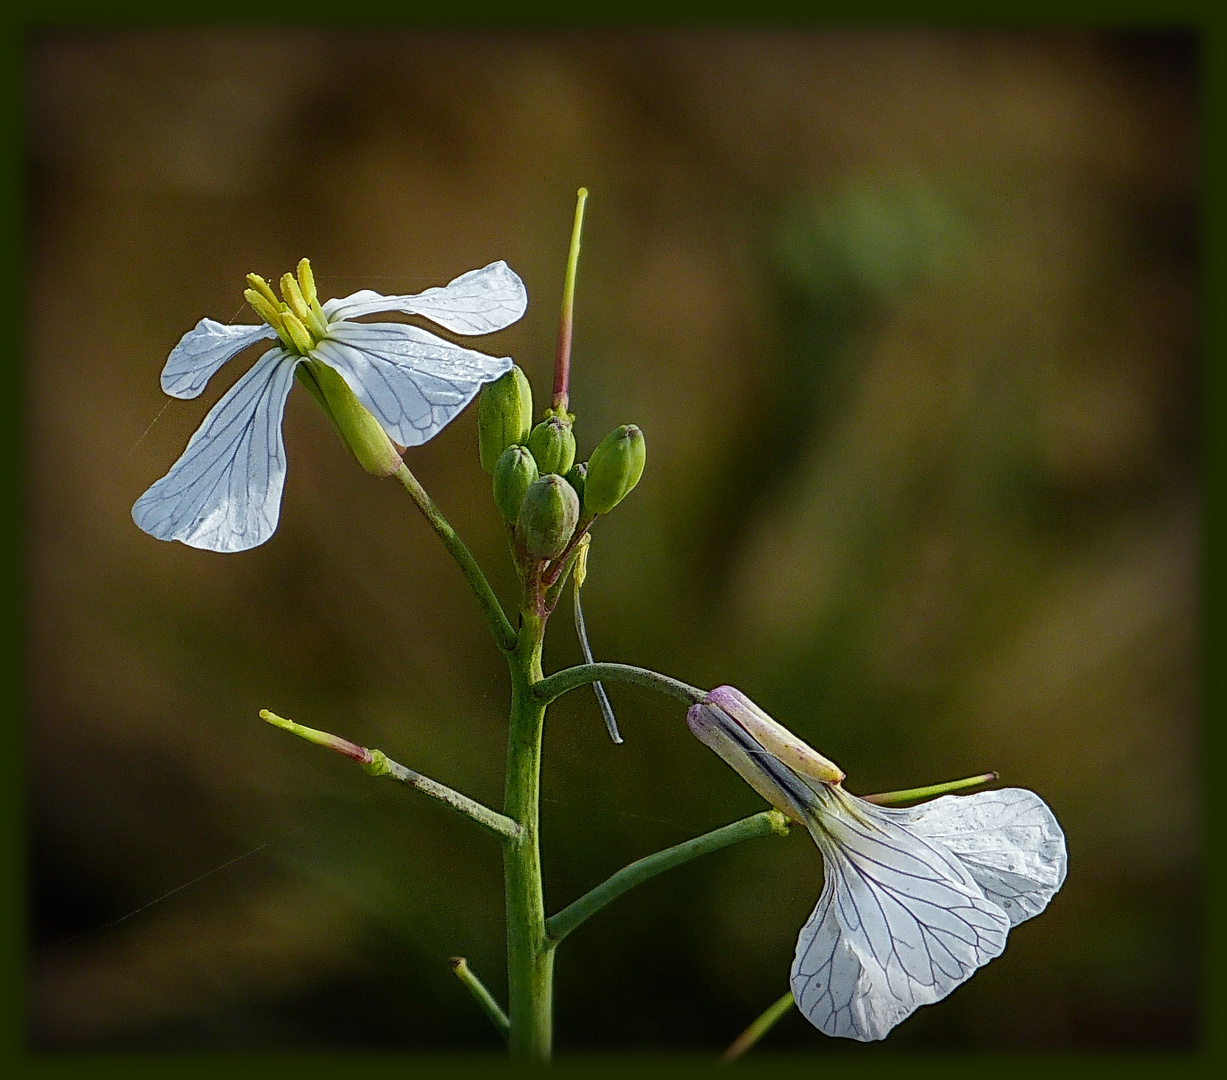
[
  {"left": 546, "top": 810, "right": 790, "bottom": 945},
  {"left": 395, "top": 462, "right": 517, "bottom": 653}
]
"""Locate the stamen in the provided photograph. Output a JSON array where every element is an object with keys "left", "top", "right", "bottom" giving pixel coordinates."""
[
  {"left": 283, "top": 266, "right": 329, "bottom": 340},
  {"left": 296, "top": 258, "right": 318, "bottom": 307},
  {"left": 245, "top": 273, "right": 280, "bottom": 310},
  {"left": 243, "top": 287, "right": 293, "bottom": 348},
  {"left": 281, "top": 310, "right": 315, "bottom": 354},
  {"left": 280, "top": 273, "right": 311, "bottom": 323}
]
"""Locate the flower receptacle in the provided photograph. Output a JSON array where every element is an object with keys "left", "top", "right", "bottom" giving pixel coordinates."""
[{"left": 308, "top": 360, "right": 403, "bottom": 477}]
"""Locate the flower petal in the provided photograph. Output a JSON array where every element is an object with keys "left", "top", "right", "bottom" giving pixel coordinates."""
[
  {"left": 321, "top": 261, "right": 528, "bottom": 335},
  {"left": 313, "top": 321, "right": 512, "bottom": 447},
  {"left": 133, "top": 348, "right": 298, "bottom": 552},
  {"left": 160, "top": 319, "right": 277, "bottom": 399},
  {"left": 790, "top": 873, "right": 912, "bottom": 1040},
  {"left": 904, "top": 789, "right": 1068, "bottom": 926},
  {"left": 791, "top": 787, "right": 1011, "bottom": 1040}
]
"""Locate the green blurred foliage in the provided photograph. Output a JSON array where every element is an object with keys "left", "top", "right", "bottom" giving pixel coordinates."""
[{"left": 26, "top": 29, "right": 1197, "bottom": 1051}]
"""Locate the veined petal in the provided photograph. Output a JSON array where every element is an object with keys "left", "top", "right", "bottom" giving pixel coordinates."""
[
  {"left": 133, "top": 348, "right": 298, "bottom": 552},
  {"left": 904, "top": 789, "right": 1068, "bottom": 926},
  {"left": 160, "top": 319, "right": 277, "bottom": 399},
  {"left": 322, "top": 261, "right": 528, "bottom": 335},
  {"left": 791, "top": 786, "right": 1010, "bottom": 1041},
  {"left": 790, "top": 872, "right": 912, "bottom": 1040},
  {"left": 313, "top": 320, "right": 512, "bottom": 447}
]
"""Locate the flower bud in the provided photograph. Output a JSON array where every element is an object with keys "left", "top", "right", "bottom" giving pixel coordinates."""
[
  {"left": 705, "top": 686, "right": 843, "bottom": 784},
  {"left": 528, "top": 417, "right": 576, "bottom": 476},
  {"left": 309, "top": 361, "right": 403, "bottom": 477},
  {"left": 583, "top": 424, "right": 646, "bottom": 515},
  {"left": 518, "top": 474, "right": 579, "bottom": 561},
  {"left": 478, "top": 366, "right": 533, "bottom": 473},
  {"left": 686, "top": 687, "right": 843, "bottom": 823},
  {"left": 492, "top": 445, "right": 539, "bottom": 522},
  {"left": 564, "top": 461, "right": 587, "bottom": 508}
]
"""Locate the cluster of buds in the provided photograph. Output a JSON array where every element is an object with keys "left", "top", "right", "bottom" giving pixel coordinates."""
[{"left": 478, "top": 365, "right": 645, "bottom": 570}]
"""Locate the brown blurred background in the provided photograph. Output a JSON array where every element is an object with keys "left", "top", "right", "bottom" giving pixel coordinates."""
[{"left": 26, "top": 28, "right": 1198, "bottom": 1051}]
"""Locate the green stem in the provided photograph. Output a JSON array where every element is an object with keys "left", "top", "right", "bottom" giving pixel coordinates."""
[
  {"left": 721, "top": 990, "right": 795, "bottom": 1062},
  {"left": 860, "top": 771, "right": 999, "bottom": 805},
  {"left": 534, "top": 662, "right": 704, "bottom": 708},
  {"left": 365, "top": 750, "right": 520, "bottom": 843},
  {"left": 450, "top": 956, "right": 510, "bottom": 1041},
  {"left": 503, "top": 610, "right": 554, "bottom": 1061},
  {"left": 259, "top": 710, "right": 519, "bottom": 843},
  {"left": 395, "top": 462, "right": 517, "bottom": 653},
  {"left": 545, "top": 810, "right": 790, "bottom": 945},
  {"left": 552, "top": 187, "right": 588, "bottom": 414}
]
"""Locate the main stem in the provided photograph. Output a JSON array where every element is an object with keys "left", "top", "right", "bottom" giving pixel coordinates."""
[{"left": 503, "top": 609, "right": 554, "bottom": 1061}]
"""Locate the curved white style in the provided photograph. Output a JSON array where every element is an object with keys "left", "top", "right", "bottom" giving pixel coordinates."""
[
  {"left": 133, "top": 261, "right": 527, "bottom": 553},
  {"left": 687, "top": 686, "right": 1066, "bottom": 1042}
]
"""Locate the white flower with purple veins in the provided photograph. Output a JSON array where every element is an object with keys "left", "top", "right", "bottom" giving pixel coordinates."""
[
  {"left": 687, "top": 686, "right": 1067, "bottom": 1042},
  {"left": 132, "top": 259, "right": 527, "bottom": 553}
]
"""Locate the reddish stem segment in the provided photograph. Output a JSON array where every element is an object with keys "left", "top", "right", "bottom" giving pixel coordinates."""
[{"left": 552, "top": 188, "right": 589, "bottom": 414}]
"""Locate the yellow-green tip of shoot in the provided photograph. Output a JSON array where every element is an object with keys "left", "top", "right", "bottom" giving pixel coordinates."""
[{"left": 259, "top": 708, "right": 372, "bottom": 765}]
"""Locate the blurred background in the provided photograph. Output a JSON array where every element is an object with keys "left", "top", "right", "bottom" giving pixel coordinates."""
[{"left": 26, "top": 29, "right": 1198, "bottom": 1052}]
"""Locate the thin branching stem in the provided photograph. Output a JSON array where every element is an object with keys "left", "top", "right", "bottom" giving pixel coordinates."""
[
  {"left": 260, "top": 710, "right": 520, "bottom": 842},
  {"left": 545, "top": 810, "right": 790, "bottom": 945},
  {"left": 450, "top": 957, "right": 510, "bottom": 1041},
  {"left": 395, "top": 462, "right": 517, "bottom": 653},
  {"left": 533, "top": 662, "right": 705, "bottom": 707}
]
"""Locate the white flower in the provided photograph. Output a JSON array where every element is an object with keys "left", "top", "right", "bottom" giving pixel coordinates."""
[
  {"left": 687, "top": 686, "right": 1067, "bottom": 1042},
  {"left": 132, "top": 260, "right": 527, "bottom": 553}
]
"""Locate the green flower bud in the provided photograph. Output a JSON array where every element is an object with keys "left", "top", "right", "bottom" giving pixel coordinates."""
[
  {"left": 583, "top": 424, "right": 646, "bottom": 514},
  {"left": 478, "top": 366, "right": 533, "bottom": 473},
  {"left": 527, "top": 417, "right": 577, "bottom": 476},
  {"left": 492, "top": 445, "right": 538, "bottom": 523},
  {"left": 308, "top": 361, "right": 403, "bottom": 477},
  {"left": 518, "top": 474, "right": 580, "bottom": 561},
  {"left": 564, "top": 461, "right": 587, "bottom": 508}
]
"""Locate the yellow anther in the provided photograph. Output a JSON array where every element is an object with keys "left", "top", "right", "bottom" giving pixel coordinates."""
[
  {"left": 281, "top": 271, "right": 328, "bottom": 341},
  {"left": 281, "top": 310, "right": 315, "bottom": 354},
  {"left": 244, "top": 288, "right": 289, "bottom": 338},
  {"left": 296, "top": 258, "right": 318, "bottom": 307},
  {"left": 280, "top": 273, "right": 311, "bottom": 322},
  {"left": 245, "top": 273, "right": 280, "bottom": 310}
]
